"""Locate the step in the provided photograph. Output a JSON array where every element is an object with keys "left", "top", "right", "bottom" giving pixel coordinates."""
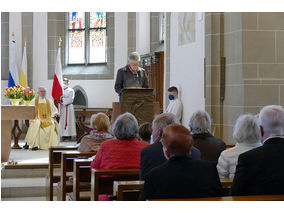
[
  {"left": 1, "top": 196, "right": 57, "bottom": 201},
  {"left": 1, "top": 167, "right": 61, "bottom": 179},
  {"left": 2, "top": 168, "right": 48, "bottom": 178},
  {"left": 1, "top": 177, "right": 57, "bottom": 198}
]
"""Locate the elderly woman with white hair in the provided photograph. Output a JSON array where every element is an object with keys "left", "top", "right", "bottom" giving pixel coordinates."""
[
  {"left": 189, "top": 110, "right": 226, "bottom": 163},
  {"left": 91, "top": 112, "right": 149, "bottom": 170},
  {"left": 114, "top": 52, "right": 149, "bottom": 101},
  {"left": 217, "top": 114, "right": 262, "bottom": 179},
  {"left": 90, "top": 112, "right": 149, "bottom": 200}
]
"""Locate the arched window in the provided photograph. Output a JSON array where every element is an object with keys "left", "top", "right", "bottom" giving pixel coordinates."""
[{"left": 67, "top": 12, "right": 107, "bottom": 65}]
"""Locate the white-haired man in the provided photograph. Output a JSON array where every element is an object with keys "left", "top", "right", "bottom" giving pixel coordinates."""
[
  {"left": 24, "top": 87, "right": 60, "bottom": 150},
  {"left": 139, "top": 113, "right": 201, "bottom": 180},
  {"left": 231, "top": 105, "right": 284, "bottom": 196},
  {"left": 189, "top": 110, "right": 226, "bottom": 163},
  {"left": 114, "top": 52, "right": 149, "bottom": 101}
]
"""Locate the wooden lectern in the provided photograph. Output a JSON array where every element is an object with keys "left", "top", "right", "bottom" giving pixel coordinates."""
[
  {"left": 111, "top": 88, "right": 160, "bottom": 125},
  {"left": 1, "top": 106, "right": 35, "bottom": 162}
]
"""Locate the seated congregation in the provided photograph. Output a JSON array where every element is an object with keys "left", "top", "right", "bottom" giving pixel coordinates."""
[{"left": 45, "top": 104, "right": 284, "bottom": 201}]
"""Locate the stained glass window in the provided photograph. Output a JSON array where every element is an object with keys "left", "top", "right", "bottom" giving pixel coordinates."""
[
  {"left": 67, "top": 12, "right": 107, "bottom": 65},
  {"left": 69, "top": 12, "right": 85, "bottom": 30},
  {"left": 90, "top": 12, "right": 106, "bottom": 28},
  {"left": 68, "top": 31, "right": 85, "bottom": 64},
  {"left": 89, "top": 29, "right": 106, "bottom": 63}
]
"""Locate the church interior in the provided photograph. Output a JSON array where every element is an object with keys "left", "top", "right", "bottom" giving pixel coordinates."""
[{"left": 1, "top": 6, "right": 284, "bottom": 208}]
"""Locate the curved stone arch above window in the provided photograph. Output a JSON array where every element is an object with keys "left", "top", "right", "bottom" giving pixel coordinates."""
[
  {"left": 72, "top": 85, "right": 88, "bottom": 108},
  {"left": 47, "top": 12, "right": 114, "bottom": 80}
]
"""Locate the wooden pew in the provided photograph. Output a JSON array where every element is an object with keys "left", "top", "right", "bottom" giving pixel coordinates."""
[
  {"left": 111, "top": 178, "right": 233, "bottom": 201},
  {"left": 150, "top": 194, "right": 284, "bottom": 201},
  {"left": 220, "top": 178, "right": 233, "bottom": 188},
  {"left": 90, "top": 168, "right": 140, "bottom": 201},
  {"left": 113, "top": 180, "right": 145, "bottom": 201},
  {"left": 46, "top": 146, "right": 78, "bottom": 201},
  {"left": 57, "top": 151, "right": 95, "bottom": 201},
  {"left": 70, "top": 158, "right": 93, "bottom": 201}
]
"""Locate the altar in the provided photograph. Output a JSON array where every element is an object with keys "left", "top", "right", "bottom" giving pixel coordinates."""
[{"left": 1, "top": 106, "right": 35, "bottom": 162}]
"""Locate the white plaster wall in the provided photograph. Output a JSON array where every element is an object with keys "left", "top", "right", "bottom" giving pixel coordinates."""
[
  {"left": 32, "top": 12, "right": 128, "bottom": 108},
  {"left": 136, "top": 12, "right": 150, "bottom": 55},
  {"left": 170, "top": 12, "right": 205, "bottom": 126},
  {"left": 33, "top": 13, "right": 52, "bottom": 99}
]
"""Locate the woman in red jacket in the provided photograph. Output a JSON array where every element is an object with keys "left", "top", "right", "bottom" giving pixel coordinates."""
[
  {"left": 91, "top": 112, "right": 149, "bottom": 170},
  {"left": 91, "top": 112, "right": 149, "bottom": 200}
]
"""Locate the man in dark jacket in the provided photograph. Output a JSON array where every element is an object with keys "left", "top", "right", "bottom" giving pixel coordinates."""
[
  {"left": 189, "top": 110, "right": 226, "bottom": 163},
  {"left": 139, "top": 124, "right": 223, "bottom": 201},
  {"left": 114, "top": 52, "right": 149, "bottom": 101},
  {"left": 140, "top": 113, "right": 201, "bottom": 180},
  {"left": 230, "top": 105, "right": 284, "bottom": 196}
]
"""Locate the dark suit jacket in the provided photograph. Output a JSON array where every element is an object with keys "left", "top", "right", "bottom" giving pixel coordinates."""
[
  {"left": 192, "top": 133, "right": 226, "bottom": 163},
  {"left": 139, "top": 141, "right": 201, "bottom": 180},
  {"left": 114, "top": 65, "right": 149, "bottom": 96},
  {"left": 230, "top": 137, "right": 284, "bottom": 196},
  {"left": 139, "top": 156, "right": 223, "bottom": 200}
]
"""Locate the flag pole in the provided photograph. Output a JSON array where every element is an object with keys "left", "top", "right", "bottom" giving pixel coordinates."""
[
  {"left": 58, "top": 36, "right": 62, "bottom": 48},
  {"left": 58, "top": 36, "right": 62, "bottom": 115}
]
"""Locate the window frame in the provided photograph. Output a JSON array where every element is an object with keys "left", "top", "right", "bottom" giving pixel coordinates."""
[{"left": 66, "top": 12, "right": 108, "bottom": 66}]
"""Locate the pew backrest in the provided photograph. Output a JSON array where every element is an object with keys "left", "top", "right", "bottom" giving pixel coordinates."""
[
  {"left": 90, "top": 168, "right": 140, "bottom": 201},
  {"left": 73, "top": 158, "right": 93, "bottom": 201},
  {"left": 113, "top": 180, "right": 145, "bottom": 201},
  {"left": 59, "top": 151, "right": 95, "bottom": 201},
  {"left": 150, "top": 194, "right": 284, "bottom": 201},
  {"left": 46, "top": 146, "right": 78, "bottom": 201}
]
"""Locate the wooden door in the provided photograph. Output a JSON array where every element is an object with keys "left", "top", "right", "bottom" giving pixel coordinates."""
[{"left": 140, "top": 51, "right": 164, "bottom": 111}]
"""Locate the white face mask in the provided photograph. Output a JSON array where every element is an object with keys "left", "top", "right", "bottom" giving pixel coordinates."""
[
  {"left": 150, "top": 135, "right": 154, "bottom": 144},
  {"left": 63, "top": 84, "right": 68, "bottom": 89}
]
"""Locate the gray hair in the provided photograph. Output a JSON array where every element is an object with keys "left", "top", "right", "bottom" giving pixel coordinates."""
[
  {"left": 152, "top": 113, "right": 179, "bottom": 130},
  {"left": 233, "top": 114, "right": 261, "bottom": 143},
  {"left": 112, "top": 112, "right": 139, "bottom": 140},
  {"left": 259, "top": 105, "right": 284, "bottom": 137},
  {"left": 37, "top": 86, "right": 47, "bottom": 92},
  {"left": 189, "top": 110, "right": 211, "bottom": 134},
  {"left": 128, "top": 52, "right": 140, "bottom": 62}
]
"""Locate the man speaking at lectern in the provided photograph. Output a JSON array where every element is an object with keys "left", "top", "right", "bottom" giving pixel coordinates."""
[{"left": 115, "top": 52, "right": 149, "bottom": 101}]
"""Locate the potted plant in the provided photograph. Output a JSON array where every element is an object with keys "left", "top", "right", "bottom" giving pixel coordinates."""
[
  {"left": 3, "top": 84, "right": 25, "bottom": 106},
  {"left": 22, "top": 87, "right": 36, "bottom": 106}
]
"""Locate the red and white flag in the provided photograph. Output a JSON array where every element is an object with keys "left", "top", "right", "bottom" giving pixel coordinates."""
[{"left": 52, "top": 46, "right": 63, "bottom": 107}]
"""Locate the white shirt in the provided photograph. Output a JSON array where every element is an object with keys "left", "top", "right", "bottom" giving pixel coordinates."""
[
  {"left": 166, "top": 98, "right": 183, "bottom": 122},
  {"left": 217, "top": 141, "right": 262, "bottom": 179}
]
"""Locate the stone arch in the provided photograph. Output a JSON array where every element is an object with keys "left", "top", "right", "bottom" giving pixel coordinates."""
[{"left": 72, "top": 85, "right": 88, "bottom": 108}]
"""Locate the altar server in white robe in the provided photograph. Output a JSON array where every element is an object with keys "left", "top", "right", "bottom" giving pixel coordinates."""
[
  {"left": 59, "top": 78, "right": 77, "bottom": 141},
  {"left": 25, "top": 87, "right": 60, "bottom": 150},
  {"left": 166, "top": 86, "right": 183, "bottom": 122}
]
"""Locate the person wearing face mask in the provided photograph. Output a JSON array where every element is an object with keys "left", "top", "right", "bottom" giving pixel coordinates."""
[
  {"left": 114, "top": 52, "right": 149, "bottom": 102},
  {"left": 24, "top": 87, "right": 60, "bottom": 150},
  {"left": 166, "top": 86, "right": 183, "bottom": 122},
  {"left": 59, "top": 78, "right": 77, "bottom": 141}
]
